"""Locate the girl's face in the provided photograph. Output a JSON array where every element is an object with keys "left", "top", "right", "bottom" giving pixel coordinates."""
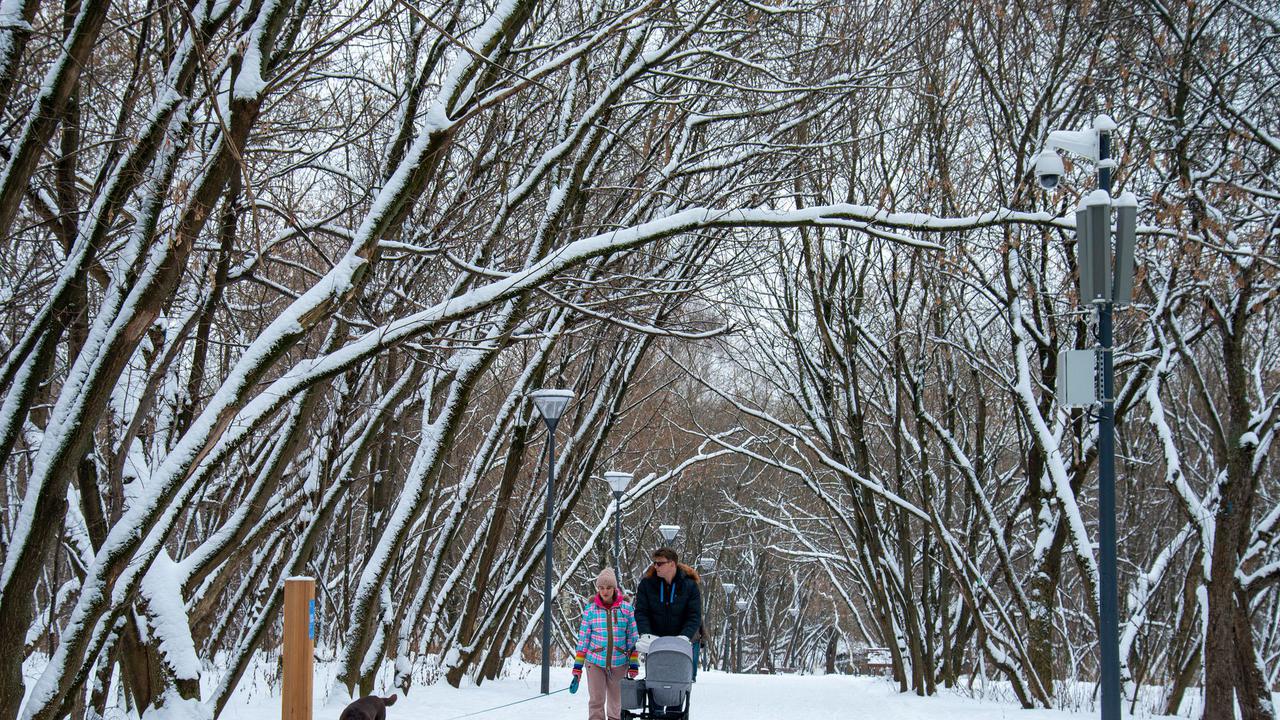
[{"left": 597, "top": 583, "right": 616, "bottom": 602}]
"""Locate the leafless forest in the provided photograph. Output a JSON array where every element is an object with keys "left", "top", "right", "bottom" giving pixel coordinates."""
[{"left": 0, "top": 0, "right": 1276, "bottom": 717}]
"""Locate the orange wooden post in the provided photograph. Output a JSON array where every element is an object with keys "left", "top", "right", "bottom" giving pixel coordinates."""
[{"left": 283, "top": 577, "right": 315, "bottom": 720}]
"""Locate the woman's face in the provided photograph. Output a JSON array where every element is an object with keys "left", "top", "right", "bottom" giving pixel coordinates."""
[{"left": 597, "top": 583, "right": 616, "bottom": 601}]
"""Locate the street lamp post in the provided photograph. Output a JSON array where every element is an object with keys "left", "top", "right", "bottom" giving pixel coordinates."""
[
  {"left": 603, "top": 471, "right": 632, "bottom": 583},
  {"left": 721, "top": 583, "right": 736, "bottom": 672},
  {"left": 734, "top": 598, "right": 748, "bottom": 674},
  {"left": 697, "top": 558, "right": 716, "bottom": 671},
  {"left": 1035, "top": 114, "right": 1136, "bottom": 720},
  {"left": 529, "top": 389, "right": 574, "bottom": 696},
  {"left": 784, "top": 606, "right": 801, "bottom": 671}
]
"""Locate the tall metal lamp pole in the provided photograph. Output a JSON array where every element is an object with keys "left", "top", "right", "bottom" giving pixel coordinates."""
[
  {"left": 721, "top": 583, "right": 736, "bottom": 671},
  {"left": 698, "top": 557, "right": 716, "bottom": 671},
  {"left": 734, "top": 598, "right": 749, "bottom": 673},
  {"left": 529, "top": 389, "right": 574, "bottom": 695},
  {"left": 603, "top": 471, "right": 632, "bottom": 584}
]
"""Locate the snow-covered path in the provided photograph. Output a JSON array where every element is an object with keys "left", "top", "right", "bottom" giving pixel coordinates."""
[{"left": 234, "top": 665, "right": 1112, "bottom": 720}]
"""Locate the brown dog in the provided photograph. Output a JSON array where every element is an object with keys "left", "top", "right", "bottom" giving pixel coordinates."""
[{"left": 338, "top": 694, "right": 397, "bottom": 720}]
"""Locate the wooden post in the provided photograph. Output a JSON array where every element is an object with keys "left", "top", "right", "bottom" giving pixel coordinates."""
[{"left": 283, "top": 577, "right": 315, "bottom": 720}]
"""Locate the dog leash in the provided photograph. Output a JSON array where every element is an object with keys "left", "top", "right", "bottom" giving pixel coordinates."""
[{"left": 437, "top": 686, "right": 569, "bottom": 720}]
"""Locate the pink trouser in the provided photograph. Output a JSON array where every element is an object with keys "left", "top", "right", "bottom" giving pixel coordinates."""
[{"left": 585, "top": 663, "right": 627, "bottom": 720}]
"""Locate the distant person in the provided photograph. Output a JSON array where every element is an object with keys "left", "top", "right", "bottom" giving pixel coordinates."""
[
  {"left": 634, "top": 547, "right": 703, "bottom": 674},
  {"left": 691, "top": 591, "right": 708, "bottom": 678},
  {"left": 570, "top": 568, "right": 639, "bottom": 720}
]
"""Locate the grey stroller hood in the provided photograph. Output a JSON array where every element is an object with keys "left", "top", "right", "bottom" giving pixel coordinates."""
[
  {"left": 645, "top": 637, "right": 694, "bottom": 707},
  {"left": 622, "top": 636, "right": 695, "bottom": 719}
]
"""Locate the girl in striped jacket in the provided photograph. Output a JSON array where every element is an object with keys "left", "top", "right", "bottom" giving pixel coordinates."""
[{"left": 571, "top": 568, "right": 639, "bottom": 720}]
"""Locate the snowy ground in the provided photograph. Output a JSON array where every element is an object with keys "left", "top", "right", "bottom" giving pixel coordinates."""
[{"left": 233, "top": 664, "right": 1131, "bottom": 720}]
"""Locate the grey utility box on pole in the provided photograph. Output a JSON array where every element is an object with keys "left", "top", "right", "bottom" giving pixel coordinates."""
[{"left": 1057, "top": 350, "right": 1097, "bottom": 406}]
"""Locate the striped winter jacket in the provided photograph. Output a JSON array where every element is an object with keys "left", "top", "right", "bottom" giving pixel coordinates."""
[{"left": 573, "top": 593, "right": 640, "bottom": 671}]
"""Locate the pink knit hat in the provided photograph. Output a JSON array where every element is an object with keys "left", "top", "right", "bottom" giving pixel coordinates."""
[{"left": 594, "top": 568, "right": 618, "bottom": 588}]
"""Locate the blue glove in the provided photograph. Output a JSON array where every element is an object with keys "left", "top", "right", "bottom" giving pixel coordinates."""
[{"left": 569, "top": 675, "right": 580, "bottom": 694}]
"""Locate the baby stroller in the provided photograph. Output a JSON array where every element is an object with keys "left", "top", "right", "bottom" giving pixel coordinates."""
[{"left": 621, "top": 636, "right": 693, "bottom": 720}]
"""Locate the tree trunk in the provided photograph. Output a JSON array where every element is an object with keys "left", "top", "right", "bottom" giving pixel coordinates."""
[{"left": 1203, "top": 282, "right": 1272, "bottom": 720}]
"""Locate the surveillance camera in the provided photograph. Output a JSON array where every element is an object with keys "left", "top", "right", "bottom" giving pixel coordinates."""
[{"left": 1035, "top": 149, "right": 1064, "bottom": 190}]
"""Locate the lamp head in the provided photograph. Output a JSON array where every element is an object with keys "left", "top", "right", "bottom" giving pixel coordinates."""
[
  {"left": 723, "top": 583, "right": 736, "bottom": 596},
  {"left": 698, "top": 557, "right": 716, "bottom": 571},
  {"left": 528, "top": 389, "right": 574, "bottom": 423},
  {"left": 603, "top": 471, "right": 633, "bottom": 494},
  {"left": 657, "top": 524, "right": 680, "bottom": 542},
  {"left": 735, "top": 599, "right": 749, "bottom": 612}
]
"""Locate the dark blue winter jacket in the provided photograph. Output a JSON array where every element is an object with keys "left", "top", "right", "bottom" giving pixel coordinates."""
[{"left": 634, "top": 564, "right": 702, "bottom": 640}]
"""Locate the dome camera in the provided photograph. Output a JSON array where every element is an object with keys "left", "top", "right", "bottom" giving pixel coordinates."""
[{"left": 1035, "top": 149, "right": 1065, "bottom": 190}]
